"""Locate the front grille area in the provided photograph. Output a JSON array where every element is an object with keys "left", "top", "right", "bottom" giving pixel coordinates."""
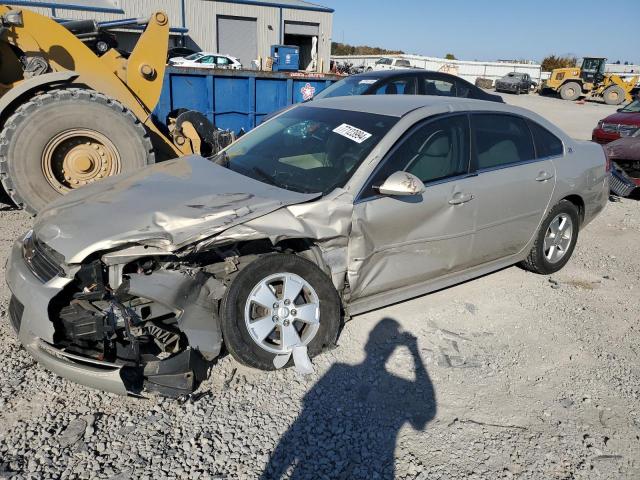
[
  {"left": 8, "top": 296, "right": 24, "bottom": 333},
  {"left": 24, "top": 235, "right": 64, "bottom": 283}
]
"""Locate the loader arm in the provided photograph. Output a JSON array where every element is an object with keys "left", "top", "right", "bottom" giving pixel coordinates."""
[{"left": 0, "top": 5, "right": 180, "bottom": 155}]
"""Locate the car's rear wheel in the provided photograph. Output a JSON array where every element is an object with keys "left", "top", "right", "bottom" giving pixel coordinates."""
[
  {"left": 220, "top": 253, "right": 341, "bottom": 370},
  {"left": 520, "top": 200, "right": 580, "bottom": 275}
]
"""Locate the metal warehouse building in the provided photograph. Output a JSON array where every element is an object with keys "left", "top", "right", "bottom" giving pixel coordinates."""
[{"left": 17, "top": 0, "right": 334, "bottom": 72}]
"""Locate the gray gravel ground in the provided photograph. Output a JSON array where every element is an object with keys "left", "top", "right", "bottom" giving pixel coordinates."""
[{"left": 1, "top": 93, "right": 639, "bottom": 479}]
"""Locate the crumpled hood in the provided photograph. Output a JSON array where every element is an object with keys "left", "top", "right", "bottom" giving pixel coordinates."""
[
  {"left": 34, "top": 156, "right": 319, "bottom": 263},
  {"left": 605, "top": 136, "right": 640, "bottom": 162}
]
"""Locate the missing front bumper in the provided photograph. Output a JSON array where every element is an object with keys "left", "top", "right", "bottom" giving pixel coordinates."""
[{"left": 21, "top": 331, "right": 208, "bottom": 398}]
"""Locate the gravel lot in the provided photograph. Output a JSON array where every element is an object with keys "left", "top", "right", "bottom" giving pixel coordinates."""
[{"left": 1, "top": 93, "right": 639, "bottom": 480}]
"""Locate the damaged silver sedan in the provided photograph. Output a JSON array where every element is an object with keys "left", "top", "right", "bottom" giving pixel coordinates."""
[{"left": 5, "top": 96, "right": 609, "bottom": 397}]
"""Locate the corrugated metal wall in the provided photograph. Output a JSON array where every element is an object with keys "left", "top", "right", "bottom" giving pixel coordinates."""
[
  {"left": 332, "top": 54, "right": 543, "bottom": 85},
  {"left": 24, "top": 0, "right": 332, "bottom": 71}
]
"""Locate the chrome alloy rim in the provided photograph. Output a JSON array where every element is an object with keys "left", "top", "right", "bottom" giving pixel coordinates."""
[
  {"left": 244, "top": 272, "right": 320, "bottom": 355},
  {"left": 544, "top": 213, "right": 573, "bottom": 264}
]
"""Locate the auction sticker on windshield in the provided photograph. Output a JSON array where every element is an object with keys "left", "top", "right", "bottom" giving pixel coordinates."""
[{"left": 333, "top": 123, "right": 372, "bottom": 144}]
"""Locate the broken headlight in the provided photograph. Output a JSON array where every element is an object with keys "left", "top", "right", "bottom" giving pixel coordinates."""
[
  {"left": 22, "top": 230, "right": 66, "bottom": 282},
  {"left": 22, "top": 229, "right": 34, "bottom": 262},
  {"left": 619, "top": 125, "right": 639, "bottom": 137}
]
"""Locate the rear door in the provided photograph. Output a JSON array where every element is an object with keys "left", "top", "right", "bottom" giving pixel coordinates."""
[{"left": 469, "top": 113, "right": 557, "bottom": 265}]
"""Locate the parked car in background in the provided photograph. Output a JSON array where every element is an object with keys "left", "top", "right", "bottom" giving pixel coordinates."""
[
  {"left": 592, "top": 97, "right": 640, "bottom": 144},
  {"left": 169, "top": 52, "right": 242, "bottom": 70},
  {"left": 495, "top": 72, "right": 537, "bottom": 94},
  {"left": 6, "top": 96, "right": 608, "bottom": 397},
  {"left": 167, "top": 47, "right": 199, "bottom": 62},
  {"left": 313, "top": 69, "right": 504, "bottom": 103},
  {"left": 369, "top": 57, "right": 414, "bottom": 71}
]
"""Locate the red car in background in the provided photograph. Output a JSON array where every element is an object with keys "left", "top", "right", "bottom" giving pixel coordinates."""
[
  {"left": 594, "top": 97, "right": 640, "bottom": 197},
  {"left": 592, "top": 97, "right": 640, "bottom": 144}
]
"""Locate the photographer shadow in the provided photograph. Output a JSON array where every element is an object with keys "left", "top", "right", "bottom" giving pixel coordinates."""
[{"left": 262, "top": 317, "right": 437, "bottom": 480}]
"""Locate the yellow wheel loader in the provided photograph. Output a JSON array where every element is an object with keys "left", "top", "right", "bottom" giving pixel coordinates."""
[
  {"left": 541, "top": 57, "right": 639, "bottom": 106},
  {"left": 0, "top": 5, "right": 221, "bottom": 214}
]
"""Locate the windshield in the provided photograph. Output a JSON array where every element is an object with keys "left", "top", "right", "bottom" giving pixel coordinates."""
[
  {"left": 221, "top": 107, "right": 397, "bottom": 194},
  {"left": 620, "top": 99, "right": 640, "bottom": 113},
  {"left": 185, "top": 53, "right": 204, "bottom": 60},
  {"left": 314, "top": 76, "right": 380, "bottom": 99}
]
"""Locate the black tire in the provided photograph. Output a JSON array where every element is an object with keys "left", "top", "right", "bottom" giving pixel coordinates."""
[
  {"left": 559, "top": 82, "right": 582, "bottom": 101},
  {"left": 519, "top": 200, "right": 580, "bottom": 275},
  {"left": 220, "top": 253, "right": 341, "bottom": 370},
  {"left": 603, "top": 85, "right": 626, "bottom": 106},
  {"left": 0, "top": 88, "right": 154, "bottom": 214}
]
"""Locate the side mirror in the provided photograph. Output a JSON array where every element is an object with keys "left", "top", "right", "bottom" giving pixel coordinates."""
[{"left": 377, "top": 171, "right": 425, "bottom": 196}]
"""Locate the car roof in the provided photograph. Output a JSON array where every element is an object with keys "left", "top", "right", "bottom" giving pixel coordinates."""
[
  {"left": 299, "top": 95, "right": 570, "bottom": 146},
  {"left": 306, "top": 95, "right": 509, "bottom": 117},
  {"left": 350, "top": 69, "right": 473, "bottom": 83}
]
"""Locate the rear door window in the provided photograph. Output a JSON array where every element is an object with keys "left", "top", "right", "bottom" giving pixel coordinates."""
[
  {"left": 455, "top": 81, "right": 471, "bottom": 98},
  {"left": 472, "top": 114, "right": 535, "bottom": 170},
  {"left": 424, "top": 78, "right": 456, "bottom": 97},
  {"left": 528, "top": 120, "right": 564, "bottom": 158},
  {"left": 374, "top": 77, "right": 418, "bottom": 95}
]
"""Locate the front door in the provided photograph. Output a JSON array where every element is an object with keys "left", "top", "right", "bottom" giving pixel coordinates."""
[{"left": 348, "top": 114, "right": 477, "bottom": 300}]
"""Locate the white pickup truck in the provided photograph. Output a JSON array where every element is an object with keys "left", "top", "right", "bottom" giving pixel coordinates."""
[{"left": 369, "top": 57, "right": 414, "bottom": 71}]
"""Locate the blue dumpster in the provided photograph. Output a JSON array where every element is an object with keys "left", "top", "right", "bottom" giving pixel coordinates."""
[
  {"left": 154, "top": 68, "right": 340, "bottom": 134},
  {"left": 270, "top": 45, "right": 300, "bottom": 72}
]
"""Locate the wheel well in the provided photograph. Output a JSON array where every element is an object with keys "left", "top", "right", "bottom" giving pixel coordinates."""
[
  {"left": 562, "top": 195, "right": 585, "bottom": 224},
  {"left": 0, "top": 78, "right": 79, "bottom": 129}
]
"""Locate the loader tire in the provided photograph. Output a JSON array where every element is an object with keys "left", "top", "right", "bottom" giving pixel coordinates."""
[
  {"left": 603, "top": 85, "right": 626, "bottom": 106},
  {"left": 0, "top": 88, "right": 154, "bottom": 214},
  {"left": 559, "top": 82, "right": 581, "bottom": 101}
]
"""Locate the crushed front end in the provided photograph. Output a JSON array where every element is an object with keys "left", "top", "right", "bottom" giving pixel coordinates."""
[{"left": 6, "top": 231, "right": 223, "bottom": 398}]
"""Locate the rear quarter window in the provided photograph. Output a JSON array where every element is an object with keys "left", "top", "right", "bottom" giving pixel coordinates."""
[{"left": 527, "top": 120, "right": 564, "bottom": 158}]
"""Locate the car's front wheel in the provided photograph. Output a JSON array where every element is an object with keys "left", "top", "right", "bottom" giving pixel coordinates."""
[
  {"left": 220, "top": 253, "right": 341, "bottom": 370},
  {"left": 520, "top": 200, "right": 580, "bottom": 275}
]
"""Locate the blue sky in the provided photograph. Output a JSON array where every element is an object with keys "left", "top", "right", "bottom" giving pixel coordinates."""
[{"left": 319, "top": 0, "right": 634, "bottom": 63}]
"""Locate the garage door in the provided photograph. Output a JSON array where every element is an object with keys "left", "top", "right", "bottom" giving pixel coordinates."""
[{"left": 217, "top": 16, "right": 257, "bottom": 68}]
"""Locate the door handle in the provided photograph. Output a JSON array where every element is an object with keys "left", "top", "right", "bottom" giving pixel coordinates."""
[
  {"left": 536, "top": 171, "right": 554, "bottom": 182},
  {"left": 449, "top": 192, "right": 474, "bottom": 205}
]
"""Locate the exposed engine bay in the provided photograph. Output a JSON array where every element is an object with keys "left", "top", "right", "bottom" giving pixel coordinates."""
[{"left": 48, "top": 244, "right": 264, "bottom": 397}]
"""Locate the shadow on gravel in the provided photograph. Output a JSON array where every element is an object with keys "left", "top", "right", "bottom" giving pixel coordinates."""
[
  {"left": 262, "top": 318, "right": 436, "bottom": 480},
  {"left": 0, "top": 187, "right": 17, "bottom": 211}
]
